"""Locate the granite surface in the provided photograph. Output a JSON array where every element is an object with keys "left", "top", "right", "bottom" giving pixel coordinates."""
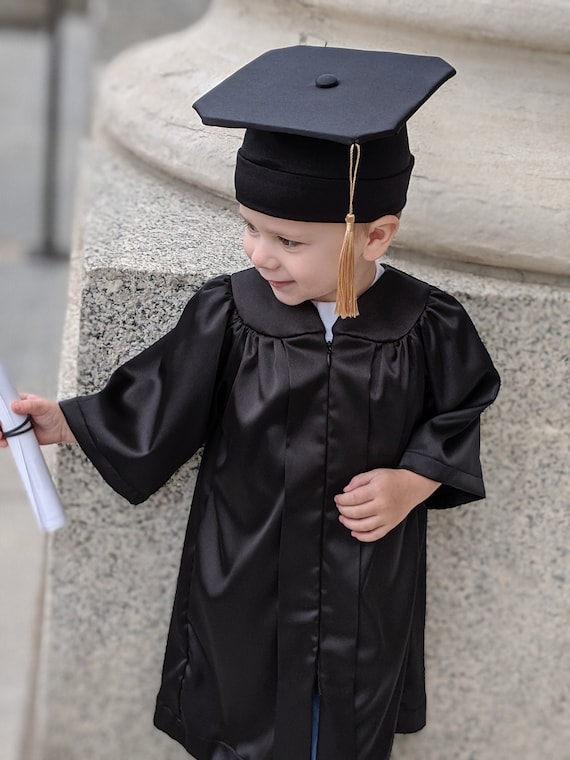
[
  {"left": 35, "top": 138, "right": 570, "bottom": 760},
  {"left": 387, "top": 252, "right": 570, "bottom": 760},
  {"left": 37, "top": 141, "right": 246, "bottom": 760}
]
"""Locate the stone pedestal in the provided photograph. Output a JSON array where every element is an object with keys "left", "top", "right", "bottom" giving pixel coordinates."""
[
  {"left": 32, "top": 1, "right": 569, "bottom": 759},
  {"left": 97, "top": 0, "right": 570, "bottom": 274}
]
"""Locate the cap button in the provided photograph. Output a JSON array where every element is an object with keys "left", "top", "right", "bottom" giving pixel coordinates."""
[{"left": 315, "top": 73, "right": 339, "bottom": 88}]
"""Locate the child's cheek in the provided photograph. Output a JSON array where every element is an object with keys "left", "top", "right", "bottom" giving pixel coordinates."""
[{"left": 243, "top": 237, "right": 254, "bottom": 262}]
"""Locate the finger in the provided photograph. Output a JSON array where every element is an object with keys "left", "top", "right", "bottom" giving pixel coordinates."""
[
  {"left": 11, "top": 397, "right": 48, "bottom": 416},
  {"left": 342, "top": 469, "right": 381, "bottom": 492},
  {"left": 0, "top": 422, "right": 10, "bottom": 446},
  {"left": 335, "top": 501, "right": 379, "bottom": 520},
  {"left": 339, "top": 514, "right": 383, "bottom": 533},
  {"left": 351, "top": 527, "right": 390, "bottom": 543},
  {"left": 335, "top": 484, "right": 376, "bottom": 508},
  {"left": 11, "top": 400, "right": 29, "bottom": 415}
]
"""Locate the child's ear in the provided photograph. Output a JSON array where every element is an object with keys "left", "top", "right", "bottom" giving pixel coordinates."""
[{"left": 362, "top": 215, "right": 400, "bottom": 261}]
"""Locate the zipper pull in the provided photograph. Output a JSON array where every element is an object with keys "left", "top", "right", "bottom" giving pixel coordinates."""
[{"left": 326, "top": 341, "right": 332, "bottom": 366}]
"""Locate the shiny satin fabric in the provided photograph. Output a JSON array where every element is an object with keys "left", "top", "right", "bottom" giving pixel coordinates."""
[{"left": 60, "top": 266, "right": 500, "bottom": 760}]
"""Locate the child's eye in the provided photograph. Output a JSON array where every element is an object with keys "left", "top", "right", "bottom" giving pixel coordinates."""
[
  {"left": 242, "top": 220, "right": 258, "bottom": 234},
  {"left": 278, "top": 237, "right": 300, "bottom": 249}
]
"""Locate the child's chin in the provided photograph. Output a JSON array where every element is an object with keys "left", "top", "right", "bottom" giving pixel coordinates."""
[{"left": 269, "top": 288, "right": 302, "bottom": 306}]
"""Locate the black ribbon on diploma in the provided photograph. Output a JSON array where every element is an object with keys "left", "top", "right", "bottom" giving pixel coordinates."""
[{"left": 3, "top": 415, "right": 33, "bottom": 439}]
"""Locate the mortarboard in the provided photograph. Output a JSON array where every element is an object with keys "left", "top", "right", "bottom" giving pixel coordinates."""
[{"left": 193, "top": 46, "right": 455, "bottom": 317}]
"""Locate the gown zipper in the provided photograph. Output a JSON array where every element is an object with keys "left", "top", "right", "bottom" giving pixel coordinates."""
[{"left": 317, "top": 339, "right": 333, "bottom": 696}]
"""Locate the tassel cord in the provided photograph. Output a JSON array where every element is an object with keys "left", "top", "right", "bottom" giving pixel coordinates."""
[{"left": 335, "top": 143, "right": 362, "bottom": 319}]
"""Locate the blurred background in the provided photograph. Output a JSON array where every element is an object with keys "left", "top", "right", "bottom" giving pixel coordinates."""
[{"left": 0, "top": 2, "right": 208, "bottom": 759}]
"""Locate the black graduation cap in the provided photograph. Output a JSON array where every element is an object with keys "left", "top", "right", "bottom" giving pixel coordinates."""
[{"left": 193, "top": 46, "right": 455, "bottom": 317}]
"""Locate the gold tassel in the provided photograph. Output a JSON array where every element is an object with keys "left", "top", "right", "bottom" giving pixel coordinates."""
[
  {"left": 335, "top": 212, "right": 357, "bottom": 318},
  {"left": 335, "top": 143, "right": 361, "bottom": 319}
]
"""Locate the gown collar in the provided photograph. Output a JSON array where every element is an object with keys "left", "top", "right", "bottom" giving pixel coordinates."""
[{"left": 230, "top": 265, "right": 430, "bottom": 342}]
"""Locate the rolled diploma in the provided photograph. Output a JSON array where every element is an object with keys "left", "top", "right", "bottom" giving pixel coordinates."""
[{"left": 0, "top": 361, "right": 66, "bottom": 532}]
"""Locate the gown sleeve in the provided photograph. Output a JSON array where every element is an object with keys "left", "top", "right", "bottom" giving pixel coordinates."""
[
  {"left": 397, "top": 287, "right": 500, "bottom": 508},
  {"left": 60, "top": 274, "right": 235, "bottom": 504}
]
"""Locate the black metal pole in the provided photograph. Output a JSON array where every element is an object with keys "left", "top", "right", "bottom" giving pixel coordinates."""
[{"left": 35, "top": 0, "right": 65, "bottom": 259}]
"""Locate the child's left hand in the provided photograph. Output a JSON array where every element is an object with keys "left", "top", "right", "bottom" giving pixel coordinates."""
[{"left": 335, "top": 468, "right": 440, "bottom": 542}]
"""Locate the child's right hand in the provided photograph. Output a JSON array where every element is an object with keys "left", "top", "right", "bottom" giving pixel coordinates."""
[{"left": 0, "top": 394, "right": 76, "bottom": 448}]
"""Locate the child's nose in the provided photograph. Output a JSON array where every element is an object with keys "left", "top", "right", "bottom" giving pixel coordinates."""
[{"left": 250, "top": 240, "right": 278, "bottom": 270}]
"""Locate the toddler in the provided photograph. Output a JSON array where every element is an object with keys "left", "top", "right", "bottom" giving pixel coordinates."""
[{"left": 1, "top": 46, "right": 500, "bottom": 760}]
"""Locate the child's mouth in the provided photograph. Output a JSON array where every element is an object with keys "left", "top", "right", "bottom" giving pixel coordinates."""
[{"left": 268, "top": 280, "right": 294, "bottom": 289}]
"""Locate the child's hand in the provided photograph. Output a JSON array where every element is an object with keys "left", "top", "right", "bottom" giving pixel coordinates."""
[
  {"left": 0, "top": 394, "right": 76, "bottom": 448},
  {"left": 335, "top": 468, "right": 440, "bottom": 542}
]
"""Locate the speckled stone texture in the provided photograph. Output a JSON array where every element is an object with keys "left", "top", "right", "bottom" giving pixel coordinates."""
[
  {"left": 386, "top": 253, "right": 570, "bottom": 760},
  {"left": 34, "top": 142, "right": 246, "bottom": 760},
  {"left": 32, "top": 136, "right": 570, "bottom": 760}
]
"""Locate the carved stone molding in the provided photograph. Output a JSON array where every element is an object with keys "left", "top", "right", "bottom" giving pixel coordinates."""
[{"left": 97, "top": 0, "right": 569, "bottom": 275}]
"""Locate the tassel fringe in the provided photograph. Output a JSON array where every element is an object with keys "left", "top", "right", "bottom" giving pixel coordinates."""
[
  {"left": 335, "top": 143, "right": 361, "bottom": 319},
  {"left": 335, "top": 213, "right": 358, "bottom": 318}
]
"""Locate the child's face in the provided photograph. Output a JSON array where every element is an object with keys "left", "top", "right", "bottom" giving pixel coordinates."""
[{"left": 239, "top": 205, "right": 376, "bottom": 307}]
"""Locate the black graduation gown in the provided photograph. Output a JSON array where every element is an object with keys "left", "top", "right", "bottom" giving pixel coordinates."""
[{"left": 60, "top": 265, "right": 500, "bottom": 760}]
